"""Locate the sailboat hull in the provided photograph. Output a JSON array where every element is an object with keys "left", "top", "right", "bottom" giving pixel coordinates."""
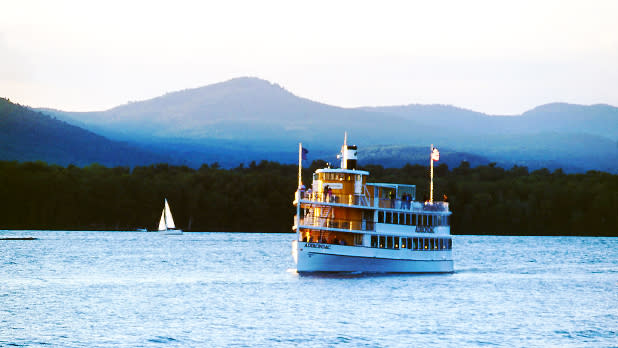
[{"left": 159, "top": 229, "right": 183, "bottom": 235}]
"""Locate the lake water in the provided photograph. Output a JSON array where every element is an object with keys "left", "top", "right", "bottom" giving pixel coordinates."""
[{"left": 1, "top": 231, "right": 616, "bottom": 347}]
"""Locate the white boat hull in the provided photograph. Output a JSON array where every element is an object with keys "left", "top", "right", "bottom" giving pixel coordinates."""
[
  {"left": 159, "top": 229, "right": 183, "bottom": 235},
  {"left": 293, "top": 240, "right": 453, "bottom": 273}
]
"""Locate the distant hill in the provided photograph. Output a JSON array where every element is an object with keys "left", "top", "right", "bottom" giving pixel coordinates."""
[
  {"left": 32, "top": 77, "right": 618, "bottom": 172},
  {"left": 41, "top": 77, "right": 435, "bottom": 148},
  {"left": 362, "top": 102, "right": 618, "bottom": 139},
  {"left": 0, "top": 98, "right": 169, "bottom": 166}
]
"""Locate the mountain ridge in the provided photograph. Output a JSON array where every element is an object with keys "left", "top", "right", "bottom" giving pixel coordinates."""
[
  {"left": 0, "top": 98, "right": 170, "bottom": 167},
  {"left": 12, "top": 77, "right": 618, "bottom": 172}
]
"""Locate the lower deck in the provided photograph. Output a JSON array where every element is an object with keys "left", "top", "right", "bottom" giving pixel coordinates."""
[
  {"left": 293, "top": 240, "right": 454, "bottom": 273},
  {"left": 299, "top": 229, "right": 452, "bottom": 252}
]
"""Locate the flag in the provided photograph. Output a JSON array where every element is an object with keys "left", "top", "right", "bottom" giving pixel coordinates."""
[
  {"left": 302, "top": 147, "right": 309, "bottom": 160},
  {"left": 431, "top": 147, "right": 440, "bottom": 161}
]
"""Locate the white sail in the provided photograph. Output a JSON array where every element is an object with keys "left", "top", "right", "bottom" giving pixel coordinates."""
[
  {"left": 158, "top": 209, "right": 166, "bottom": 231},
  {"left": 164, "top": 199, "right": 176, "bottom": 229}
]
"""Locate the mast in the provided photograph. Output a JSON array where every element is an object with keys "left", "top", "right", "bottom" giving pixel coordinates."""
[
  {"left": 430, "top": 144, "right": 434, "bottom": 203},
  {"left": 298, "top": 143, "right": 302, "bottom": 189},
  {"left": 164, "top": 199, "right": 168, "bottom": 229},
  {"left": 297, "top": 143, "right": 302, "bottom": 237}
]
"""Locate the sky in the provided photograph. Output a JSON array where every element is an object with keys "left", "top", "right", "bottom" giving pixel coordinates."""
[{"left": 1, "top": 0, "right": 617, "bottom": 115}]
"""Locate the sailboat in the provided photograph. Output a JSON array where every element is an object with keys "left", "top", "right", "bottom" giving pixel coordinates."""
[{"left": 158, "top": 198, "right": 183, "bottom": 235}]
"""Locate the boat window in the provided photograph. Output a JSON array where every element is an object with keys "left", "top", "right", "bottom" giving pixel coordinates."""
[
  {"left": 401, "top": 238, "right": 407, "bottom": 249},
  {"left": 371, "top": 235, "right": 378, "bottom": 248},
  {"left": 413, "top": 238, "right": 418, "bottom": 250},
  {"left": 386, "top": 212, "right": 392, "bottom": 224},
  {"left": 379, "top": 236, "right": 385, "bottom": 248},
  {"left": 394, "top": 237, "right": 399, "bottom": 249},
  {"left": 407, "top": 238, "right": 412, "bottom": 249},
  {"left": 423, "top": 238, "right": 428, "bottom": 250},
  {"left": 354, "top": 234, "right": 363, "bottom": 246},
  {"left": 398, "top": 213, "right": 403, "bottom": 225},
  {"left": 378, "top": 212, "right": 384, "bottom": 223},
  {"left": 387, "top": 236, "right": 393, "bottom": 249},
  {"left": 448, "top": 239, "right": 452, "bottom": 249}
]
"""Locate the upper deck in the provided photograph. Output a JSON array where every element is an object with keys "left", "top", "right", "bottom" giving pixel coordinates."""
[{"left": 296, "top": 183, "right": 450, "bottom": 214}]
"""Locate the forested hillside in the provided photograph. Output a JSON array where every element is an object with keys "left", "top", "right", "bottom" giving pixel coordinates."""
[
  {"left": 1, "top": 160, "right": 615, "bottom": 236},
  {"left": 0, "top": 98, "right": 168, "bottom": 166}
]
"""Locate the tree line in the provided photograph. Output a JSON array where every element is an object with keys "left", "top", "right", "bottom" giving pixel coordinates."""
[{"left": 1, "top": 160, "right": 616, "bottom": 236}]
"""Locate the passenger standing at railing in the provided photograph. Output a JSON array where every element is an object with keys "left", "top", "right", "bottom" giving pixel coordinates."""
[
  {"left": 307, "top": 187, "right": 312, "bottom": 199},
  {"left": 322, "top": 185, "right": 328, "bottom": 202},
  {"left": 327, "top": 186, "right": 333, "bottom": 202},
  {"left": 403, "top": 193, "right": 411, "bottom": 209}
]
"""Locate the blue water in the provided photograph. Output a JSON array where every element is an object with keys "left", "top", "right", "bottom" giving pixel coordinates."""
[{"left": 1, "top": 232, "right": 616, "bottom": 347}]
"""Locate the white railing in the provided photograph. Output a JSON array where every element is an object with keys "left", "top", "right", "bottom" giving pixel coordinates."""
[{"left": 298, "top": 191, "right": 449, "bottom": 212}]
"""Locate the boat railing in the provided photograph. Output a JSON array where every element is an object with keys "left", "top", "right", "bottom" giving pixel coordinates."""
[
  {"left": 301, "top": 192, "right": 369, "bottom": 206},
  {"left": 296, "top": 215, "right": 375, "bottom": 231},
  {"left": 299, "top": 191, "right": 449, "bottom": 212},
  {"left": 378, "top": 199, "right": 449, "bottom": 212}
]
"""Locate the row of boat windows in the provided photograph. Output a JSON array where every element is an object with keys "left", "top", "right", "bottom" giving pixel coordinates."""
[
  {"left": 377, "top": 211, "right": 449, "bottom": 226},
  {"left": 370, "top": 236, "right": 452, "bottom": 250},
  {"left": 317, "top": 173, "right": 362, "bottom": 181}
]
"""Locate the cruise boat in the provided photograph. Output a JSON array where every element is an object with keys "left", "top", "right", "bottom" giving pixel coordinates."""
[{"left": 292, "top": 138, "right": 454, "bottom": 273}]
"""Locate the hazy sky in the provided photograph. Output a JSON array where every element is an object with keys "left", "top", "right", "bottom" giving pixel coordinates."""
[{"left": 1, "top": 0, "right": 617, "bottom": 114}]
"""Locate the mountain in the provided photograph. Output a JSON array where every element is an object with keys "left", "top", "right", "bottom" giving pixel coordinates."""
[
  {"left": 42, "top": 77, "right": 438, "bottom": 148},
  {"left": 362, "top": 102, "right": 618, "bottom": 139},
  {"left": 0, "top": 98, "right": 169, "bottom": 166},
  {"left": 34, "top": 77, "right": 618, "bottom": 172}
]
